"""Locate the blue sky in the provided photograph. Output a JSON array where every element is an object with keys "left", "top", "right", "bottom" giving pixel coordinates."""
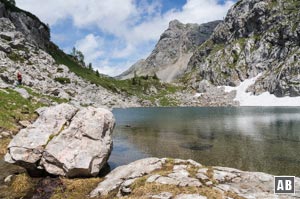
[{"left": 16, "top": 0, "right": 235, "bottom": 76}]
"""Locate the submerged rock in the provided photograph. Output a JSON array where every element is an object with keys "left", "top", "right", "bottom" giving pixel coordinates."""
[{"left": 5, "top": 103, "right": 115, "bottom": 177}]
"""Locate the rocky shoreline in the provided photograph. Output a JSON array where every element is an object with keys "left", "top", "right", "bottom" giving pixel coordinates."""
[
  {"left": 2, "top": 155, "right": 300, "bottom": 198},
  {"left": 90, "top": 157, "right": 300, "bottom": 199},
  {"left": 1, "top": 0, "right": 300, "bottom": 198},
  {"left": 1, "top": 103, "right": 299, "bottom": 199}
]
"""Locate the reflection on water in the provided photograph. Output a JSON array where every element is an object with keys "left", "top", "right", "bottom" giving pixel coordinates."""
[{"left": 109, "top": 107, "right": 300, "bottom": 176}]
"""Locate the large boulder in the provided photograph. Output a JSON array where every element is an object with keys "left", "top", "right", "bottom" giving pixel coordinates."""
[{"left": 5, "top": 103, "right": 115, "bottom": 177}]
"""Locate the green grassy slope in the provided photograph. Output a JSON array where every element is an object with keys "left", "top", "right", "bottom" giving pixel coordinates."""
[
  {"left": 47, "top": 44, "right": 181, "bottom": 106},
  {"left": 0, "top": 88, "right": 42, "bottom": 132}
]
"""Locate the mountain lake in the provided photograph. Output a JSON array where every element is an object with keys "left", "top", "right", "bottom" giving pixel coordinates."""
[{"left": 109, "top": 107, "right": 300, "bottom": 176}]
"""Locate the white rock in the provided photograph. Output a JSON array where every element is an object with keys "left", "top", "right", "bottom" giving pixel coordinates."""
[
  {"left": 18, "top": 120, "right": 31, "bottom": 127},
  {"left": 147, "top": 174, "right": 161, "bottom": 183},
  {"left": 213, "top": 170, "right": 237, "bottom": 182},
  {"left": 4, "top": 175, "right": 13, "bottom": 183},
  {"left": 174, "top": 159, "right": 186, "bottom": 164},
  {"left": 187, "top": 159, "right": 202, "bottom": 167},
  {"left": 178, "top": 178, "right": 202, "bottom": 187},
  {"left": 122, "top": 179, "right": 136, "bottom": 187},
  {"left": 5, "top": 104, "right": 78, "bottom": 166},
  {"left": 14, "top": 88, "right": 30, "bottom": 99},
  {"left": 1, "top": 131, "right": 11, "bottom": 138},
  {"left": 174, "top": 194, "right": 207, "bottom": 199},
  {"left": 41, "top": 106, "right": 115, "bottom": 177},
  {"left": 0, "top": 51, "right": 7, "bottom": 59},
  {"left": 169, "top": 170, "right": 189, "bottom": 178},
  {"left": 90, "top": 158, "right": 163, "bottom": 197},
  {"left": 216, "top": 184, "right": 231, "bottom": 192},
  {"left": 5, "top": 104, "right": 115, "bottom": 178},
  {"left": 151, "top": 192, "right": 173, "bottom": 199},
  {"left": 173, "top": 165, "right": 187, "bottom": 171},
  {"left": 0, "top": 79, "right": 11, "bottom": 89},
  {"left": 205, "top": 181, "right": 213, "bottom": 186},
  {"left": 0, "top": 40, "right": 11, "bottom": 53},
  {"left": 196, "top": 173, "right": 209, "bottom": 181},
  {"left": 155, "top": 176, "right": 180, "bottom": 185},
  {"left": 118, "top": 179, "right": 136, "bottom": 197},
  {"left": 198, "top": 168, "right": 208, "bottom": 174}
]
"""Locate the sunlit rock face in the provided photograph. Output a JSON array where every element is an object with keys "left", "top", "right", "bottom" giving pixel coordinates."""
[
  {"left": 5, "top": 104, "right": 115, "bottom": 178},
  {"left": 118, "top": 20, "right": 221, "bottom": 82},
  {"left": 187, "top": 0, "right": 300, "bottom": 98},
  {"left": 0, "top": 1, "right": 50, "bottom": 50}
]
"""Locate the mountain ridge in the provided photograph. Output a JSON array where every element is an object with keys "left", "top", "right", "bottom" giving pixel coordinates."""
[
  {"left": 1, "top": 0, "right": 300, "bottom": 109},
  {"left": 186, "top": 0, "right": 300, "bottom": 97},
  {"left": 118, "top": 19, "right": 221, "bottom": 82},
  {"left": 120, "top": 0, "right": 300, "bottom": 101}
]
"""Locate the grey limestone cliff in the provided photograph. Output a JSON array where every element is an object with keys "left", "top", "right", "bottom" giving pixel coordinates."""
[
  {"left": 0, "top": 0, "right": 50, "bottom": 50},
  {"left": 187, "top": 0, "right": 300, "bottom": 97},
  {"left": 118, "top": 20, "right": 221, "bottom": 82},
  {"left": 0, "top": 2, "right": 140, "bottom": 109}
]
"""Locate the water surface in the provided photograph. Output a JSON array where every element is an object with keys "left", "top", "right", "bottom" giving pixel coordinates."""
[{"left": 109, "top": 107, "right": 300, "bottom": 176}]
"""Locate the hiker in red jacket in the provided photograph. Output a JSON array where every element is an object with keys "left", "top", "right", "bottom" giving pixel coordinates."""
[{"left": 17, "top": 71, "right": 22, "bottom": 85}]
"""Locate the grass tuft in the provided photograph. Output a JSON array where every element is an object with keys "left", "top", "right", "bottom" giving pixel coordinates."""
[
  {"left": 0, "top": 88, "right": 44, "bottom": 132},
  {"left": 51, "top": 178, "right": 103, "bottom": 199},
  {"left": 54, "top": 77, "right": 71, "bottom": 84},
  {"left": 0, "top": 138, "right": 11, "bottom": 155}
]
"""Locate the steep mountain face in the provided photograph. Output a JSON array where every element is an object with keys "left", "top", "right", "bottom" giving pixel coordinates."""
[
  {"left": 0, "top": 2, "right": 140, "bottom": 108},
  {"left": 119, "top": 20, "right": 221, "bottom": 82},
  {"left": 0, "top": 1, "right": 50, "bottom": 49},
  {"left": 187, "top": 0, "right": 300, "bottom": 97}
]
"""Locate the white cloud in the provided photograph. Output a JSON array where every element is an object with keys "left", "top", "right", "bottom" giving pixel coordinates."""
[
  {"left": 75, "top": 34, "right": 104, "bottom": 64},
  {"left": 172, "top": 0, "right": 234, "bottom": 23},
  {"left": 127, "top": 0, "right": 234, "bottom": 44},
  {"left": 15, "top": 0, "right": 235, "bottom": 76},
  {"left": 112, "top": 44, "right": 135, "bottom": 59},
  {"left": 16, "top": 0, "right": 137, "bottom": 29},
  {"left": 94, "top": 60, "right": 134, "bottom": 77}
]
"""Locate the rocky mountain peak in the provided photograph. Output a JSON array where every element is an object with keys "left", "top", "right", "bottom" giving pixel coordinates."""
[
  {"left": 118, "top": 20, "right": 221, "bottom": 82},
  {"left": 212, "top": 0, "right": 273, "bottom": 44},
  {"left": 0, "top": 1, "right": 141, "bottom": 109},
  {"left": 168, "top": 19, "right": 182, "bottom": 29},
  {"left": 187, "top": 0, "right": 300, "bottom": 97},
  {"left": 0, "top": 0, "right": 50, "bottom": 49}
]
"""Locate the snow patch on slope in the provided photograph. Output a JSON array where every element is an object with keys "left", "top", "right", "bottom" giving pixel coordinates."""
[{"left": 223, "top": 74, "right": 300, "bottom": 106}]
